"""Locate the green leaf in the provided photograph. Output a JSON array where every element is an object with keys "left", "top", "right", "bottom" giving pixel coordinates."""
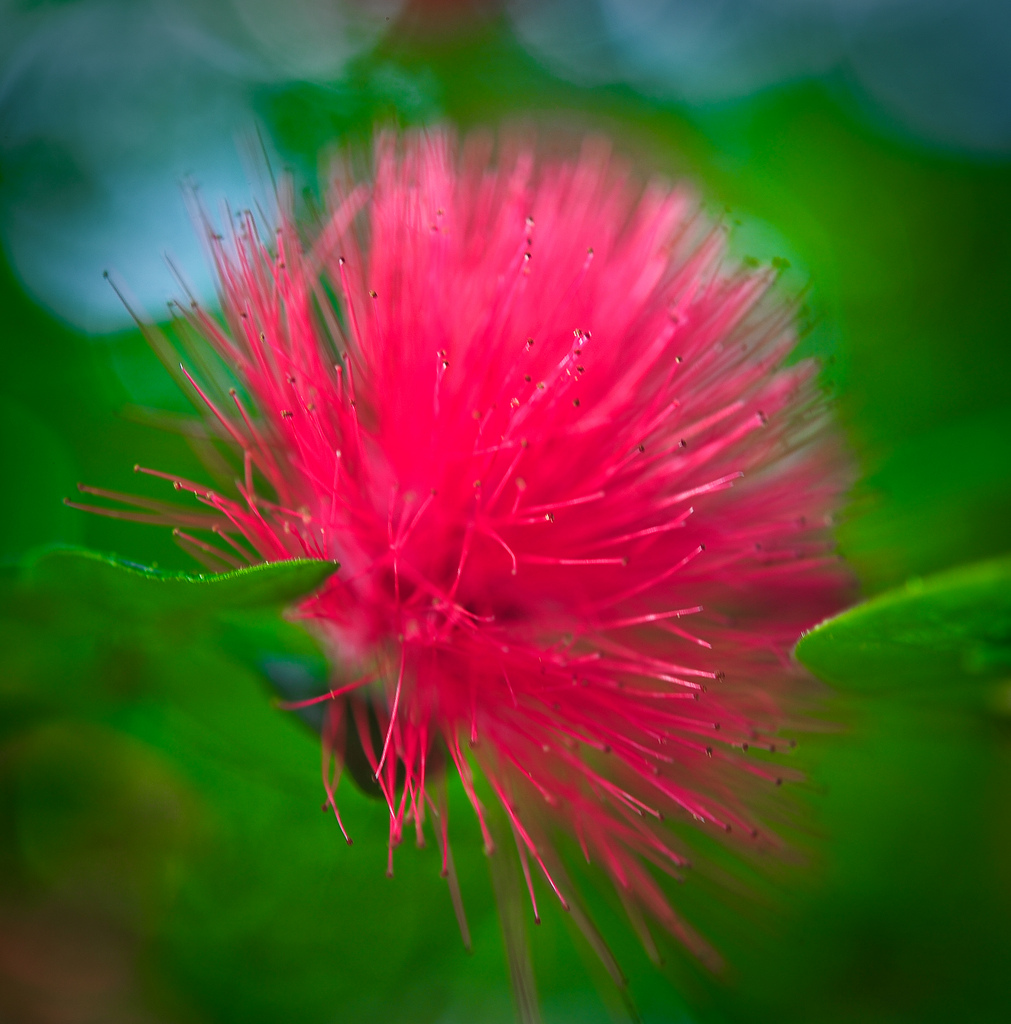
[
  {"left": 16, "top": 545, "right": 337, "bottom": 613},
  {"left": 795, "top": 554, "right": 1011, "bottom": 692},
  {"left": 0, "top": 546, "right": 336, "bottom": 716}
]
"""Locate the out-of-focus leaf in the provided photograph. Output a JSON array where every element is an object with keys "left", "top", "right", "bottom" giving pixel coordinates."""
[
  {"left": 0, "top": 399, "right": 82, "bottom": 562},
  {"left": 837, "top": 407, "right": 1011, "bottom": 592},
  {"left": 795, "top": 555, "right": 1011, "bottom": 692},
  {"left": 2, "top": 720, "right": 203, "bottom": 915}
]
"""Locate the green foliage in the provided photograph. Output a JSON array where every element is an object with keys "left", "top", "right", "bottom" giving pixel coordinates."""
[
  {"left": 17, "top": 545, "right": 337, "bottom": 615},
  {"left": 0, "top": 546, "right": 335, "bottom": 716},
  {"left": 796, "top": 555, "right": 1011, "bottom": 695}
]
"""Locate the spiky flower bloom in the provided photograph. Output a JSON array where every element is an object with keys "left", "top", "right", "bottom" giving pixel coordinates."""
[{"left": 81, "top": 130, "right": 851, "bottom": 967}]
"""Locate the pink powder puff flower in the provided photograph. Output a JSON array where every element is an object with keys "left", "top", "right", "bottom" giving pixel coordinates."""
[{"left": 79, "top": 129, "right": 852, "bottom": 973}]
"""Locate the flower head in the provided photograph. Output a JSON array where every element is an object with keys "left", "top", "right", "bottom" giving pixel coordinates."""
[{"left": 83, "top": 130, "right": 851, "bottom": 967}]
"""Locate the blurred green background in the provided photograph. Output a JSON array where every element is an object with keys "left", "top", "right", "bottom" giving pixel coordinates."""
[{"left": 2, "top": 2, "right": 1010, "bottom": 1022}]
